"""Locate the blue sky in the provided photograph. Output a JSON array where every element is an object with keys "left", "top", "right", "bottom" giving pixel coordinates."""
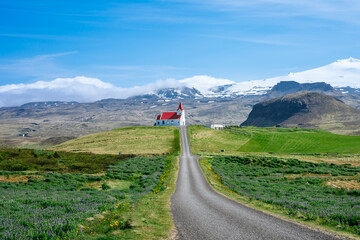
[{"left": 1, "top": 0, "right": 360, "bottom": 87}]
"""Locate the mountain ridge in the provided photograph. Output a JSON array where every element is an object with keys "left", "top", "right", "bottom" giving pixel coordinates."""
[
  {"left": 265, "top": 81, "right": 336, "bottom": 99},
  {"left": 1, "top": 58, "right": 360, "bottom": 107},
  {"left": 215, "top": 57, "right": 360, "bottom": 97}
]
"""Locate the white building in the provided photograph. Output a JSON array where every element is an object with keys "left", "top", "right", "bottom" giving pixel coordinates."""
[
  {"left": 155, "top": 102, "right": 186, "bottom": 126},
  {"left": 211, "top": 124, "right": 224, "bottom": 130}
]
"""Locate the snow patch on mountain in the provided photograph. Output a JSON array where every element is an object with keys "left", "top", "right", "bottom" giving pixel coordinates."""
[
  {"left": 179, "top": 75, "right": 235, "bottom": 94},
  {"left": 266, "top": 57, "right": 360, "bottom": 88},
  {"left": 204, "top": 57, "right": 360, "bottom": 97}
]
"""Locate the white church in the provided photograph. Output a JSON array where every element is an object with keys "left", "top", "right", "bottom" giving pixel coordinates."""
[{"left": 155, "top": 102, "right": 186, "bottom": 126}]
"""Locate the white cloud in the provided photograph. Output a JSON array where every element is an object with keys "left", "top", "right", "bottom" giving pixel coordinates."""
[
  {"left": 0, "top": 74, "right": 232, "bottom": 107},
  {"left": 0, "top": 76, "right": 183, "bottom": 107}
]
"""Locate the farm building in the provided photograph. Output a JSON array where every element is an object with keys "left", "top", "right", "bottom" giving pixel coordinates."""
[
  {"left": 211, "top": 124, "right": 224, "bottom": 130},
  {"left": 155, "top": 102, "right": 186, "bottom": 126}
]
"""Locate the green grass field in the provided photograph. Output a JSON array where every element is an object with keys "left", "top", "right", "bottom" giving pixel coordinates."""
[
  {"left": 189, "top": 126, "right": 360, "bottom": 155},
  {"left": 0, "top": 155, "right": 177, "bottom": 239},
  {"left": 1, "top": 126, "right": 180, "bottom": 240},
  {"left": 188, "top": 125, "right": 249, "bottom": 154},
  {"left": 52, "top": 126, "right": 178, "bottom": 155}
]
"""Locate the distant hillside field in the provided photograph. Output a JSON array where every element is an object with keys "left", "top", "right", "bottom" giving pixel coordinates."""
[
  {"left": 52, "top": 126, "right": 179, "bottom": 155},
  {"left": 188, "top": 126, "right": 360, "bottom": 154},
  {"left": 188, "top": 125, "right": 249, "bottom": 154}
]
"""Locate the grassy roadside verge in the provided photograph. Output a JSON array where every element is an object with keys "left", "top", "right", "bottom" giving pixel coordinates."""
[
  {"left": 125, "top": 128, "right": 180, "bottom": 239},
  {"left": 78, "top": 154, "right": 179, "bottom": 240},
  {"left": 78, "top": 128, "right": 181, "bottom": 239},
  {"left": 130, "top": 154, "right": 179, "bottom": 239},
  {"left": 199, "top": 157, "right": 360, "bottom": 240}
]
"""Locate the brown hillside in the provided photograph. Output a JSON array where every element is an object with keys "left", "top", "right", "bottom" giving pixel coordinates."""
[{"left": 241, "top": 91, "right": 360, "bottom": 135}]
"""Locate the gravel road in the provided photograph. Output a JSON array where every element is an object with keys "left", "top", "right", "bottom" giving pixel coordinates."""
[{"left": 170, "top": 126, "right": 341, "bottom": 240}]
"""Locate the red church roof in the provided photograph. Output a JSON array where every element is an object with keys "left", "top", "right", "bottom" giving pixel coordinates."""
[
  {"left": 156, "top": 102, "right": 184, "bottom": 121},
  {"left": 158, "top": 112, "right": 181, "bottom": 120},
  {"left": 177, "top": 102, "right": 184, "bottom": 111}
]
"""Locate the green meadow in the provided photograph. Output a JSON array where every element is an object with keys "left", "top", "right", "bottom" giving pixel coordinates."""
[
  {"left": 189, "top": 125, "right": 360, "bottom": 154},
  {"left": 0, "top": 126, "right": 180, "bottom": 240},
  {"left": 52, "top": 126, "right": 178, "bottom": 155}
]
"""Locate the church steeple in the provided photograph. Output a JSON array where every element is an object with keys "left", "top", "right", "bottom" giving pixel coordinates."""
[
  {"left": 177, "top": 102, "right": 184, "bottom": 115},
  {"left": 177, "top": 102, "right": 184, "bottom": 111}
]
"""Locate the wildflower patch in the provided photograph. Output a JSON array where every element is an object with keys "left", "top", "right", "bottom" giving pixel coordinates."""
[
  {"left": 209, "top": 155, "right": 360, "bottom": 235},
  {"left": 0, "top": 156, "right": 168, "bottom": 239}
]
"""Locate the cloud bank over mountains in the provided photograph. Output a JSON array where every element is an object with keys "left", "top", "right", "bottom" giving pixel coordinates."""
[
  {"left": 1, "top": 58, "right": 360, "bottom": 107},
  {"left": 0, "top": 76, "right": 182, "bottom": 107}
]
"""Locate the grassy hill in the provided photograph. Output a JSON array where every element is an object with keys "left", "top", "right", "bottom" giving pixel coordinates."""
[
  {"left": 189, "top": 125, "right": 360, "bottom": 154},
  {"left": 52, "top": 126, "right": 179, "bottom": 155},
  {"left": 241, "top": 91, "right": 360, "bottom": 135},
  {"left": 188, "top": 125, "right": 249, "bottom": 154}
]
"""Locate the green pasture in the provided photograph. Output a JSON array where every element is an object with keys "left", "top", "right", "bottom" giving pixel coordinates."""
[
  {"left": 0, "top": 126, "right": 181, "bottom": 240},
  {"left": 52, "top": 126, "right": 179, "bottom": 155},
  {"left": 188, "top": 125, "right": 360, "bottom": 154}
]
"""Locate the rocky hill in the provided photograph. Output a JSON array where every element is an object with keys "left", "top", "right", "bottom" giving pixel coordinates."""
[
  {"left": 261, "top": 81, "right": 360, "bottom": 110},
  {"left": 265, "top": 81, "right": 335, "bottom": 99},
  {"left": 241, "top": 92, "right": 360, "bottom": 135}
]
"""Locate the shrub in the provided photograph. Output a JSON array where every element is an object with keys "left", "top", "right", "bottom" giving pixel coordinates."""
[{"left": 101, "top": 182, "right": 111, "bottom": 190}]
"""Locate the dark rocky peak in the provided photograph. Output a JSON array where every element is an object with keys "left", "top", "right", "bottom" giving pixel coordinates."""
[
  {"left": 127, "top": 94, "right": 160, "bottom": 101},
  {"left": 266, "top": 81, "right": 335, "bottom": 99},
  {"left": 301, "top": 82, "right": 333, "bottom": 91},
  {"left": 270, "top": 81, "right": 303, "bottom": 92}
]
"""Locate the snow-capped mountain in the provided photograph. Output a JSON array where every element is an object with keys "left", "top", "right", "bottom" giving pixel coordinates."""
[
  {"left": 179, "top": 75, "right": 235, "bottom": 94},
  {"left": 1, "top": 58, "right": 360, "bottom": 107},
  {"left": 179, "top": 57, "right": 360, "bottom": 97},
  {"left": 156, "top": 87, "right": 202, "bottom": 99},
  {"left": 254, "top": 57, "right": 360, "bottom": 90},
  {"left": 132, "top": 75, "right": 235, "bottom": 100},
  {"left": 130, "top": 87, "right": 203, "bottom": 100}
]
